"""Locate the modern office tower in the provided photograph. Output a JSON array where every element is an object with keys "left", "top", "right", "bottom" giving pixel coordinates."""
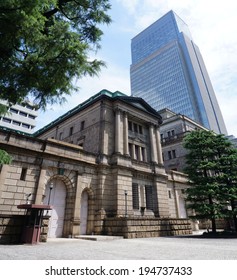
[
  {"left": 130, "top": 10, "right": 227, "bottom": 135},
  {"left": 0, "top": 100, "right": 38, "bottom": 133}
]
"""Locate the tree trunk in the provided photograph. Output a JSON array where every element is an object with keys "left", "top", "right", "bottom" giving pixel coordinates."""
[
  {"left": 208, "top": 194, "right": 217, "bottom": 233},
  {"left": 211, "top": 218, "right": 217, "bottom": 233},
  {"left": 231, "top": 200, "right": 237, "bottom": 232}
]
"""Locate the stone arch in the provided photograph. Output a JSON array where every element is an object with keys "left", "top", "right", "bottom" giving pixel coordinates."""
[
  {"left": 43, "top": 174, "right": 76, "bottom": 238},
  {"left": 79, "top": 187, "right": 95, "bottom": 235}
]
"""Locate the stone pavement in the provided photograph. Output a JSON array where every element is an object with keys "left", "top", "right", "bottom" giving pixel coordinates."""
[{"left": 0, "top": 233, "right": 237, "bottom": 260}]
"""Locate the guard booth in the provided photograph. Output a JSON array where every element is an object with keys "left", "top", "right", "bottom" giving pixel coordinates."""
[{"left": 17, "top": 204, "right": 52, "bottom": 244}]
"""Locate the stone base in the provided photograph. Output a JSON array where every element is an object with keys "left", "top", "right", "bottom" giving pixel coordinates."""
[
  {"left": 103, "top": 217, "right": 192, "bottom": 238},
  {"left": 0, "top": 214, "right": 25, "bottom": 244}
]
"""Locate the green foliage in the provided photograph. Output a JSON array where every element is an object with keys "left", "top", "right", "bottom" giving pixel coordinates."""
[
  {"left": 0, "top": 149, "right": 12, "bottom": 164},
  {"left": 184, "top": 130, "right": 237, "bottom": 232},
  {"left": 0, "top": 0, "right": 111, "bottom": 109}
]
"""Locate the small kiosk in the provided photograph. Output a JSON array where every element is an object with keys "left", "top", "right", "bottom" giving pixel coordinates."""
[{"left": 17, "top": 204, "right": 52, "bottom": 244}]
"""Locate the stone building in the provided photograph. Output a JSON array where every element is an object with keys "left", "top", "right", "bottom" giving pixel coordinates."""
[
  {"left": 159, "top": 108, "right": 208, "bottom": 172},
  {"left": 0, "top": 90, "right": 192, "bottom": 243}
]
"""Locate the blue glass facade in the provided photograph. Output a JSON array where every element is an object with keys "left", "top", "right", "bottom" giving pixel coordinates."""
[{"left": 130, "top": 11, "right": 227, "bottom": 134}]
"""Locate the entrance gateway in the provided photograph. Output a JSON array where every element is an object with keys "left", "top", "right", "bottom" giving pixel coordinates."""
[{"left": 44, "top": 179, "right": 66, "bottom": 238}]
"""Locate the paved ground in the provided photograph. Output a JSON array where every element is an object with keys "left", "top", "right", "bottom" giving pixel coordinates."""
[{"left": 0, "top": 234, "right": 237, "bottom": 260}]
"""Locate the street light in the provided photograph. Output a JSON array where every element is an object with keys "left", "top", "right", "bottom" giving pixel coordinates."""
[{"left": 47, "top": 182, "right": 54, "bottom": 205}]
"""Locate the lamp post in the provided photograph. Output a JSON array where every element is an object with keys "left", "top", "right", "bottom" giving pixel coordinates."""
[
  {"left": 48, "top": 182, "right": 54, "bottom": 205},
  {"left": 124, "top": 190, "right": 128, "bottom": 218}
]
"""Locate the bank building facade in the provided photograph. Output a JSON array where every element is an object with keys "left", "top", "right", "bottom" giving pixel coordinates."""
[{"left": 0, "top": 90, "right": 192, "bottom": 243}]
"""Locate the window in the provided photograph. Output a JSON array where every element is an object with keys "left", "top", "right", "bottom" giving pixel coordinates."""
[
  {"left": 139, "top": 125, "right": 143, "bottom": 134},
  {"left": 168, "top": 190, "right": 172, "bottom": 199},
  {"left": 28, "top": 114, "right": 36, "bottom": 119},
  {"left": 168, "top": 151, "right": 172, "bottom": 160},
  {"left": 145, "top": 185, "right": 153, "bottom": 210},
  {"left": 9, "top": 108, "right": 18, "bottom": 114},
  {"left": 69, "top": 126, "right": 74, "bottom": 136},
  {"left": 20, "top": 168, "right": 27, "bottom": 181},
  {"left": 2, "top": 117, "right": 11, "bottom": 123},
  {"left": 22, "top": 123, "right": 30, "bottom": 128},
  {"left": 80, "top": 121, "right": 85, "bottom": 131},
  {"left": 59, "top": 132, "right": 63, "bottom": 140},
  {"left": 133, "top": 123, "right": 138, "bottom": 133},
  {"left": 19, "top": 111, "right": 27, "bottom": 117},
  {"left": 25, "top": 104, "right": 33, "bottom": 110},
  {"left": 129, "top": 143, "right": 133, "bottom": 157},
  {"left": 172, "top": 150, "right": 176, "bottom": 158},
  {"left": 12, "top": 120, "right": 20, "bottom": 126},
  {"left": 132, "top": 183, "right": 139, "bottom": 209},
  {"left": 128, "top": 121, "right": 143, "bottom": 135}
]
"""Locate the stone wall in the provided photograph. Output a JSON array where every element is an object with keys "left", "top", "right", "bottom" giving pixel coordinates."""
[
  {"left": 0, "top": 214, "right": 25, "bottom": 244},
  {"left": 103, "top": 217, "right": 192, "bottom": 238}
]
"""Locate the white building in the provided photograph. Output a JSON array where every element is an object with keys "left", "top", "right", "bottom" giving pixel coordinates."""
[{"left": 0, "top": 100, "right": 38, "bottom": 133}]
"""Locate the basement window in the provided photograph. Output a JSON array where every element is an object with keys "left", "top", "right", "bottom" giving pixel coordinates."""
[
  {"left": 145, "top": 185, "right": 153, "bottom": 210},
  {"left": 132, "top": 183, "right": 139, "bottom": 210},
  {"left": 20, "top": 168, "right": 27, "bottom": 181}
]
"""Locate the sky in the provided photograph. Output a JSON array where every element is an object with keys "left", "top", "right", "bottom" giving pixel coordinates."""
[{"left": 36, "top": 0, "right": 237, "bottom": 136}]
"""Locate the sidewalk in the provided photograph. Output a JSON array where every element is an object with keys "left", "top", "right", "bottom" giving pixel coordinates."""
[{"left": 0, "top": 234, "right": 236, "bottom": 260}]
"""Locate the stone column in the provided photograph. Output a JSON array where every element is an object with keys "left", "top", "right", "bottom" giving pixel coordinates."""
[
  {"left": 35, "top": 168, "right": 47, "bottom": 204},
  {"left": 143, "top": 147, "right": 148, "bottom": 162},
  {"left": 123, "top": 112, "right": 129, "bottom": 155},
  {"left": 72, "top": 172, "right": 83, "bottom": 236},
  {"left": 149, "top": 124, "right": 158, "bottom": 163},
  {"left": 115, "top": 108, "right": 122, "bottom": 154},
  {"left": 153, "top": 177, "right": 170, "bottom": 217},
  {"left": 138, "top": 146, "right": 142, "bottom": 161},
  {"left": 174, "top": 189, "right": 181, "bottom": 218},
  {"left": 0, "top": 164, "right": 9, "bottom": 203},
  {"left": 155, "top": 126, "right": 164, "bottom": 165},
  {"left": 132, "top": 144, "right": 136, "bottom": 160}
]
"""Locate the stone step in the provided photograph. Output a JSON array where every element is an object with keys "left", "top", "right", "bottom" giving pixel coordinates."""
[{"left": 74, "top": 235, "right": 124, "bottom": 241}]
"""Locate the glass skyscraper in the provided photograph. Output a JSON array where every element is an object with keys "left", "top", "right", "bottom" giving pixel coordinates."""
[{"left": 130, "top": 10, "right": 227, "bottom": 135}]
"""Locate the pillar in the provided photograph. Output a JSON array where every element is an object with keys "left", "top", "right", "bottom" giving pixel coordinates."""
[
  {"left": 35, "top": 168, "right": 47, "bottom": 204},
  {"left": 155, "top": 126, "right": 164, "bottom": 165},
  {"left": 72, "top": 173, "right": 83, "bottom": 236},
  {"left": 149, "top": 124, "right": 158, "bottom": 163},
  {"left": 123, "top": 112, "right": 129, "bottom": 155},
  {"left": 153, "top": 177, "right": 170, "bottom": 217},
  {"left": 174, "top": 189, "right": 181, "bottom": 218},
  {"left": 115, "top": 108, "right": 122, "bottom": 154},
  {"left": 0, "top": 164, "right": 9, "bottom": 203}
]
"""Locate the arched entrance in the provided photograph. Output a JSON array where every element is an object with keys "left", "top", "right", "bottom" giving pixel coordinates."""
[
  {"left": 44, "top": 179, "right": 66, "bottom": 238},
  {"left": 179, "top": 195, "right": 187, "bottom": 218},
  {"left": 80, "top": 191, "right": 88, "bottom": 235}
]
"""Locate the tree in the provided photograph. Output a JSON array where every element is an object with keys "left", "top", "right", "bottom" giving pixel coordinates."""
[
  {"left": 215, "top": 136, "right": 237, "bottom": 232},
  {"left": 183, "top": 130, "right": 237, "bottom": 233},
  {"left": 0, "top": 0, "right": 111, "bottom": 164},
  {"left": 0, "top": 149, "right": 12, "bottom": 164},
  {"left": 0, "top": 0, "right": 111, "bottom": 109}
]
